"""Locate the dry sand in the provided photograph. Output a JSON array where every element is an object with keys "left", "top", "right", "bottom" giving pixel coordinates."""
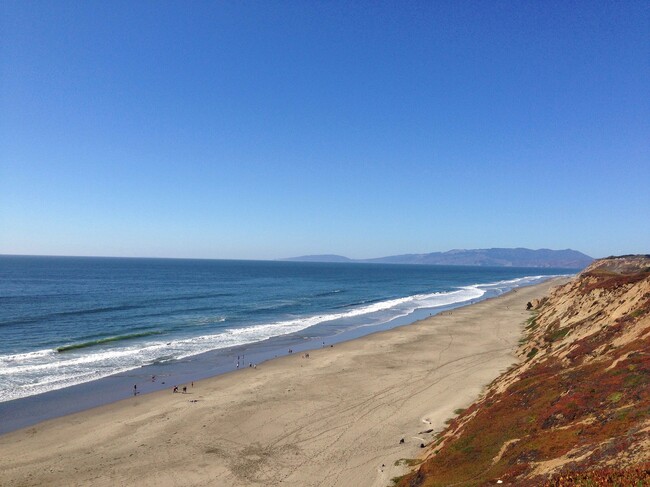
[{"left": 0, "top": 279, "right": 564, "bottom": 487}]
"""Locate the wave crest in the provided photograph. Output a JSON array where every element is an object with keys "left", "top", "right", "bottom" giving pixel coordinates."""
[{"left": 56, "top": 332, "right": 162, "bottom": 353}]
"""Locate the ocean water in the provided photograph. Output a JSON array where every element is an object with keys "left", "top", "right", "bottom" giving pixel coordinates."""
[{"left": 0, "top": 256, "right": 572, "bottom": 404}]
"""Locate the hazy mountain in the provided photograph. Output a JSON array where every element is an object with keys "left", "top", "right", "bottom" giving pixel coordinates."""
[{"left": 284, "top": 248, "right": 593, "bottom": 269}]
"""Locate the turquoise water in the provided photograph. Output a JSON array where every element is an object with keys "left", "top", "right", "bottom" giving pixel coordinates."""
[{"left": 0, "top": 256, "right": 572, "bottom": 403}]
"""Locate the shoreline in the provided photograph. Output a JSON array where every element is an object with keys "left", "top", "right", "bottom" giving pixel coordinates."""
[
  {"left": 0, "top": 278, "right": 566, "bottom": 486},
  {"left": 0, "top": 276, "right": 563, "bottom": 434}
]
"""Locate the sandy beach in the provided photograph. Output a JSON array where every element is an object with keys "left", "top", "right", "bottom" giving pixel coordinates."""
[{"left": 0, "top": 278, "right": 563, "bottom": 487}]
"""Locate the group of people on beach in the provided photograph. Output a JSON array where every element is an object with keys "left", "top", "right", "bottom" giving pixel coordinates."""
[
  {"left": 132, "top": 379, "right": 197, "bottom": 396},
  {"left": 236, "top": 354, "right": 257, "bottom": 369},
  {"left": 172, "top": 382, "right": 192, "bottom": 393},
  {"left": 135, "top": 345, "right": 333, "bottom": 398}
]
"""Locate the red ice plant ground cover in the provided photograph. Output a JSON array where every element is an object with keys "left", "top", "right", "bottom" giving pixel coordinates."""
[{"left": 396, "top": 257, "right": 650, "bottom": 487}]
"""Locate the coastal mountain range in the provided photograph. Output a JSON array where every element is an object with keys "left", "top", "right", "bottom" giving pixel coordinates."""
[{"left": 285, "top": 248, "right": 593, "bottom": 269}]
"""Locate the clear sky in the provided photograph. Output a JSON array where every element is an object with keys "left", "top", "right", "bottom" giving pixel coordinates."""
[{"left": 1, "top": 1, "right": 648, "bottom": 260}]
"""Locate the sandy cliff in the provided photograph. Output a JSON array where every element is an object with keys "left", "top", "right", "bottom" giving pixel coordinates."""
[{"left": 398, "top": 256, "right": 650, "bottom": 486}]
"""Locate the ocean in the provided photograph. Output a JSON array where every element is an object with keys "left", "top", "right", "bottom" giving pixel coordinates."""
[{"left": 0, "top": 255, "right": 572, "bottom": 431}]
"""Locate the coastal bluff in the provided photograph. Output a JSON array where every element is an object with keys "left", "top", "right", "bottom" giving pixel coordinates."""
[{"left": 397, "top": 256, "right": 650, "bottom": 486}]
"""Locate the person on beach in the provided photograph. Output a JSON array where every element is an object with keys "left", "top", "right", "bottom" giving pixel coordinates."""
[
  {"left": 173, "top": 386, "right": 178, "bottom": 393},
  {"left": 182, "top": 386, "right": 187, "bottom": 393},
  {"left": 133, "top": 384, "right": 137, "bottom": 396}
]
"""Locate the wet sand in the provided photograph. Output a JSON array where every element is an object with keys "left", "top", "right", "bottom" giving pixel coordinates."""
[{"left": 0, "top": 278, "right": 563, "bottom": 486}]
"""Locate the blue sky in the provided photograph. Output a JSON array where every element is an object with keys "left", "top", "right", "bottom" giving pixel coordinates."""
[{"left": 1, "top": 1, "right": 648, "bottom": 260}]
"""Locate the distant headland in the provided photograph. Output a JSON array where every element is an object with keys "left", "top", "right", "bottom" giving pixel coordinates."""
[{"left": 284, "top": 248, "right": 594, "bottom": 269}]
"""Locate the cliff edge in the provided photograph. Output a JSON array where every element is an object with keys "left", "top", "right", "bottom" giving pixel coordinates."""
[{"left": 397, "top": 256, "right": 650, "bottom": 486}]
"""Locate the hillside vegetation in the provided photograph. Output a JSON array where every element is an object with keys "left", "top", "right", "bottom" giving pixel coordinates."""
[{"left": 396, "top": 256, "right": 650, "bottom": 486}]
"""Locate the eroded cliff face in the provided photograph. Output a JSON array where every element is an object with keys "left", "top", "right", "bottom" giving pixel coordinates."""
[{"left": 398, "top": 256, "right": 650, "bottom": 487}]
